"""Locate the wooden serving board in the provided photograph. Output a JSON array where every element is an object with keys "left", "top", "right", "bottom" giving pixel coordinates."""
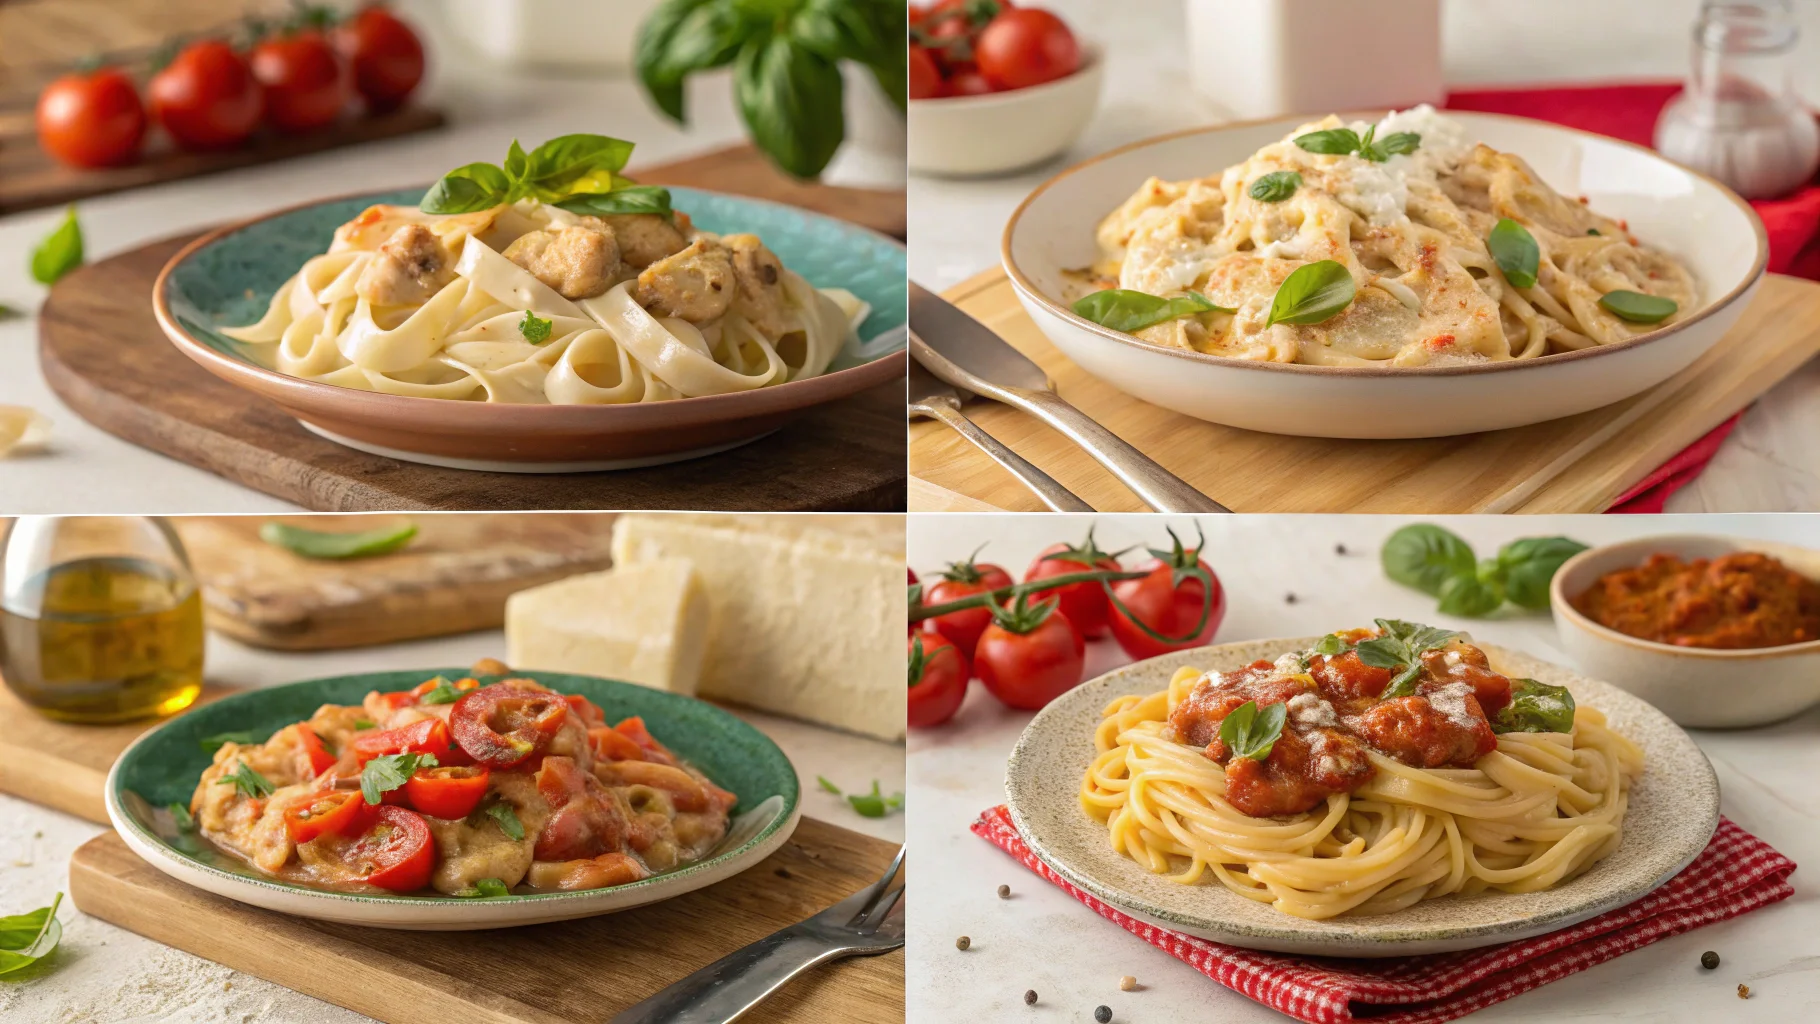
[
  {"left": 910, "top": 269, "right": 1820, "bottom": 513},
  {"left": 174, "top": 513, "right": 616, "bottom": 650},
  {"left": 70, "top": 820, "right": 902, "bottom": 1024}
]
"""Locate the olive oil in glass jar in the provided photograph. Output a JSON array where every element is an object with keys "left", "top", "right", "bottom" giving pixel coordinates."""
[{"left": 0, "top": 517, "right": 204, "bottom": 723}]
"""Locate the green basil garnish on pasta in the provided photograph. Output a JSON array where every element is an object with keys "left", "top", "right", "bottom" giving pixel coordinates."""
[
  {"left": 1355, "top": 619, "right": 1462, "bottom": 698},
  {"left": 1265, "top": 260, "right": 1355, "bottom": 327},
  {"left": 1248, "top": 171, "right": 1302, "bottom": 203},
  {"left": 1292, "top": 125, "right": 1420, "bottom": 163},
  {"left": 1294, "top": 127, "right": 1362, "bottom": 155},
  {"left": 1494, "top": 678, "right": 1576, "bottom": 734},
  {"left": 1218, "top": 700, "right": 1287, "bottom": 762},
  {"left": 1362, "top": 131, "right": 1421, "bottom": 162},
  {"left": 419, "top": 135, "right": 670, "bottom": 219},
  {"left": 1599, "top": 290, "right": 1677, "bottom": 324},
  {"left": 260, "top": 522, "right": 418, "bottom": 560},
  {"left": 520, "top": 310, "right": 554, "bottom": 344},
  {"left": 1072, "top": 289, "right": 1233, "bottom": 333},
  {"left": 1488, "top": 218, "right": 1540, "bottom": 290}
]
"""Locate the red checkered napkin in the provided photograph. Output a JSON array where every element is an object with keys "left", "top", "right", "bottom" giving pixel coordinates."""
[{"left": 972, "top": 806, "right": 1794, "bottom": 1024}]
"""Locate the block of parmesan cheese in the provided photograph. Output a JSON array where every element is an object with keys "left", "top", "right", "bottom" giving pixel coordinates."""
[
  {"left": 504, "top": 559, "right": 711, "bottom": 696},
  {"left": 610, "top": 514, "right": 905, "bottom": 741}
]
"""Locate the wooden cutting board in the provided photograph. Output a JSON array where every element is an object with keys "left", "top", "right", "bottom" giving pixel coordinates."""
[
  {"left": 174, "top": 513, "right": 617, "bottom": 650},
  {"left": 70, "top": 820, "right": 902, "bottom": 1024},
  {"left": 909, "top": 269, "right": 1820, "bottom": 513}
]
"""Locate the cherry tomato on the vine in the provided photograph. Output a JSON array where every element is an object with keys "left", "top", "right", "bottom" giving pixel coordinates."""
[
  {"left": 923, "top": 551, "right": 1013, "bottom": 657},
  {"left": 909, "top": 45, "right": 946, "bottom": 100},
  {"left": 149, "top": 40, "right": 263, "bottom": 151},
  {"left": 333, "top": 6, "right": 424, "bottom": 111},
  {"left": 975, "top": 7, "right": 1080, "bottom": 91},
  {"left": 1108, "top": 528, "right": 1225, "bottom": 661},
  {"left": 975, "top": 592, "right": 1084, "bottom": 710},
  {"left": 251, "top": 28, "right": 350, "bottom": 133},
  {"left": 36, "top": 67, "right": 146, "bottom": 168},
  {"left": 1023, "top": 529, "right": 1122, "bottom": 639},
  {"left": 908, "top": 633, "right": 969, "bottom": 728}
]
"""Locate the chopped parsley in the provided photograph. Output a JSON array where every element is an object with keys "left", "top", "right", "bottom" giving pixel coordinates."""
[
  {"left": 519, "top": 310, "right": 553, "bottom": 344},
  {"left": 455, "top": 877, "right": 511, "bottom": 898},
  {"left": 214, "top": 762, "right": 275, "bottom": 799},
  {"left": 416, "top": 677, "right": 463, "bottom": 705},
  {"left": 359, "top": 752, "right": 438, "bottom": 805},
  {"left": 485, "top": 803, "right": 525, "bottom": 841}
]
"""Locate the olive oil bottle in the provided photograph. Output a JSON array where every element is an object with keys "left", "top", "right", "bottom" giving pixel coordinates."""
[{"left": 0, "top": 518, "right": 204, "bottom": 723}]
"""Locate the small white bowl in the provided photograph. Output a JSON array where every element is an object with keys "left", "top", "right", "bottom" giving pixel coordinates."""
[
  {"left": 907, "top": 46, "right": 1104, "bottom": 177},
  {"left": 1551, "top": 534, "right": 1820, "bottom": 729},
  {"left": 1002, "top": 111, "right": 1769, "bottom": 439}
]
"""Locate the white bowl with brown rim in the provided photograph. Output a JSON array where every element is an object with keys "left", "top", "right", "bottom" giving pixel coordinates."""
[
  {"left": 1550, "top": 534, "right": 1820, "bottom": 728},
  {"left": 1001, "top": 111, "right": 1768, "bottom": 439}
]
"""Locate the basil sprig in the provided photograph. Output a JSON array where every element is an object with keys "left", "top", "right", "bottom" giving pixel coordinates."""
[
  {"left": 1072, "top": 289, "right": 1233, "bottom": 333},
  {"left": 1494, "top": 678, "right": 1576, "bottom": 734},
  {"left": 261, "top": 521, "right": 418, "bottom": 560},
  {"left": 638, "top": 0, "right": 907, "bottom": 179},
  {"left": 1488, "top": 218, "right": 1540, "bottom": 290},
  {"left": 0, "top": 893, "right": 63, "bottom": 977},
  {"left": 1266, "top": 260, "right": 1356, "bottom": 327},
  {"left": 519, "top": 311, "right": 554, "bottom": 344},
  {"left": 1218, "top": 700, "right": 1287, "bottom": 762},
  {"left": 1248, "top": 171, "right": 1302, "bottom": 203},
  {"left": 29, "top": 206, "right": 84, "bottom": 286},
  {"left": 215, "top": 762, "right": 276, "bottom": 800},
  {"left": 1355, "top": 619, "right": 1462, "bottom": 697},
  {"left": 817, "top": 776, "right": 905, "bottom": 818},
  {"left": 1599, "top": 290, "right": 1678, "bottom": 324},
  {"left": 420, "top": 135, "right": 672, "bottom": 219},
  {"left": 360, "top": 751, "right": 438, "bottom": 806},
  {"left": 1381, "top": 524, "right": 1587, "bottom": 618},
  {"left": 1293, "top": 124, "right": 1421, "bottom": 163}
]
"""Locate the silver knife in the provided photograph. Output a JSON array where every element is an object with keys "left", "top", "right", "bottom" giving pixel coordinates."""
[
  {"left": 909, "top": 359, "right": 1094, "bottom": 512},
  {"left": 908, "top": 282, "right": 1229, "bottom": 513}
]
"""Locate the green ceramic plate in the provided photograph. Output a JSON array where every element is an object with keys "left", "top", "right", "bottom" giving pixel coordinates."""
[{"left": 107, "top": 669, "right": 801, "bottom": 931}]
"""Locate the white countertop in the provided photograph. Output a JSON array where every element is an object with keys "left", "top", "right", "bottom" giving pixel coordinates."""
[
  {"left": 0, "top": 1, "right": 905, "bottom": 515},
  {"left": 0, "top": 629, "right": 904, "bottom": 1023},
  {"left": 906, "top": 512, "right": 1820, "bottom": 1022},
  {"left": 908, "top": 0, "right": 1820, "bottom": 512}
]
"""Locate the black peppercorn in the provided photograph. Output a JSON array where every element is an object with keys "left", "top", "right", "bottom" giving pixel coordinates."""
[
  {"left": 1701, "top": 950, "right": 1720, "bottom": 970},
  {"left": 1024, "top": 990, "right": 1037, "bottom": 1006},
  {"left": 1094, "top": 1006, "right": 1112, "bottom": 1023}
]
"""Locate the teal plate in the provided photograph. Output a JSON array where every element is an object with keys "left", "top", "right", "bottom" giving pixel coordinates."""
[
  {"left": 151, "top": 188, "right": 907, "bottom": 472},
  {"left": 107, "top": 669, "right": 802, "bottom": 931}
]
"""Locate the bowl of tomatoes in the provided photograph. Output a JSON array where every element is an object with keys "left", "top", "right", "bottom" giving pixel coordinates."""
[{"left": 907, "top": 0, "right": 1102, "bottom": 177}]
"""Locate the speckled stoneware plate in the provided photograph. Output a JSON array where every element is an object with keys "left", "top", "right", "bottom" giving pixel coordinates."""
[
  {"left": 153, "top": 187, "right": 907, "bottom": 472},
  {"left": 106, "top": 668, "right": 801, "bottom": 930},
  {"left": 1005, "top": 638, "right": 1719, "bottom": 957}
]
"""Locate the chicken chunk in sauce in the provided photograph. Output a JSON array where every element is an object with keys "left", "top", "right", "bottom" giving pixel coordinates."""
[
  {"left": 635, "top": 239, "right": 735, "bottom": 322},
  {"left": 501, "top": 216, "right": 624, "bottom": 300},
  {"left": 723, "top": 233, "right": 795, "bottom": 341},
  {"left": 356, "top": 224, "right": 456, "bottom": 306}
]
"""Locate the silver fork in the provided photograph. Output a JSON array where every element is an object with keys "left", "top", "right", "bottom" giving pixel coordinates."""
[{"left": 610, "top": 847, "right": 906, "bottom": 1024}]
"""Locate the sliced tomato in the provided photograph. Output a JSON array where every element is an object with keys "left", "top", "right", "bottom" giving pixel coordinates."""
[
  {"left": 564, "top": 693, "right": 606, "bottom": 727},
  {"left": 534, "top": 756, "right": 634, "bottom": 860},
  {"left": 450, "top": 684, "right": 568, "bottom": 768},
  {"left": 409, "top": 675, "right": 478, "bottom": 700},
  {"left": 370, "top": 690, "right": 417, "bottom": 713},
  {"left": 612, "top": 717, "right": 678, "bottom": 766},
  {"left": 350, "top": 717, "right": 457, "bottom": 765},
  {"left": 297, "top": 726, "right": 338, "bottom": 776},
  {"left": 282, "top": 789, "right": 370, "bottom": 844},
  {"left": 402, "top": 765, "right": 490, "bottom": 819},
  {"left": 349, "top": 806, "right": 435, "bottom": 892},
  {"left": 589, "top": 726, "right": 647, "bottom": 762}
]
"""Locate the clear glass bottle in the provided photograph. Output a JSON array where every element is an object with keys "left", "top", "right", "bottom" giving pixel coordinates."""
[
  {"left": 1655, "top": 0, "right": 1820, "bottom": 199},
  {"left": 0, "top": 516, "right": 204, "bottom": 723}
]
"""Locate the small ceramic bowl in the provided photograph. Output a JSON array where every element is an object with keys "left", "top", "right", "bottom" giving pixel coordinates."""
[
  {"left": 1003, "top": 111, "right": 1769, "bottom": 439},
  {"left": 1551, "top": 535, "right": 1820, "bottom": 728},
  {"left": 154, "top": 187, "right": 907, "bottom": 473},
  {"left": 106, "top": 668, "right": 801, "bottom": 929},
  {"left": 907, "top": 46, "right": 1104, "bottom": 176}
]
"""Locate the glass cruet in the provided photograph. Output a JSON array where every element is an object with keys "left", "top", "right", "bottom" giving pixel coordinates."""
[
  {"left": 1655, "top": 0, "right": 1820, "bottom": 199},
  {"left": 0, "top": 516, "right": 205, "bottom": 723}
]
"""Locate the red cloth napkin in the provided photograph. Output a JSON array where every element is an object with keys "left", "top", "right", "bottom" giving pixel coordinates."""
[
  {"left": 1444, "top": 84, "right": 1820, "bottom": 511},
  {"left": 973, "top": 805, "right": 1796, "bottom": 1024}
]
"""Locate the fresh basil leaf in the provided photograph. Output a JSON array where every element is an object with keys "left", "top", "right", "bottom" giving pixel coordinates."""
[
  {"left": 485, "top": 803, "right": 525, "bottom": 842},
  {"left": 1381, "top": 524, "right": 1478, "bottom": 598},
  {"left": 420, "top": 163, "right": 511, "bottom": 214},
  {"left": 1266, "top": 260, "right": 1356, "bottom": 327},
  {"left": 1218, "top": 700, "right": 1287, "bottom": 762},
  {"left": 353, "top": 718, "right": 376, "bottom": 730},
  {"left": 168, "top": 802, "right": 196, "bottom": 831},
  {"left": 1311, "top": 633, "right": 1352, "bottom": 656},
  {"left": 0, "top": 893, "right": 62, "bottom": 976},
  {"left": 1495, "top": 678, "right": 1576, "bottom": 734},
  {"left": 847, "top": 780, "right": 901, "bottom": 818},
  {"left": 215, "top": 762, "right": 276, "bottom": 800},
  {"left": 793, "top": 0, "right": 894, "bottom": 65},
  {"left": 457, "top": 877, "right": 511, "bottom": 898},
  {"left": 523, "top": 134, "right": 637, "bottom": 198},
  {"left": 1437, "top": 573, "right": 1504, "bottom": 618},
  {"left": 870, "top": 46, "right": 907, "bottom": 111},
  {"left": 29, "top": 206, "right": 84, "bottom": 286},
  {"left": 1488, "top": 218, "right": 1540, "bottom": 290},
  {"left": 503, "top": 140, "right": 530, "bottom": 184},
  {"left": 260, "top": 521, "right": 418, "bottom": 560},
  {"left": 1362, "top": 131, "right": 1421, "bottom": 162},
  {"left": 1294, "top": 128, "right": 1362, "bottom": 156},
  {"left": 1071, "top": 289, "right": 1232, "bottom": 333},
  {"left": 637, "top": 0, "right": 750, "bottom": 122},
  {"left": 360, "top": 751, "right": 437, "bottom": 805},
  {"left": 817, "top": 775, "right": 843, "bottom": 795},
  {"left": 1587, "top": 228, "right": 1601, "bottom": 236},
  {"left": 1353, "top": 636, "right": 1407, "bottom": 670},
  {"left": 1599, "top": 290, "right": 1677, "bottom": 324},
  {"left": 1497, "top": 536, "right": 1588, "bottom": 610},
  {"left": 519, "top": 310, "right": 553, "bottom": 344},
  {"left": 417, "top": 677, "right": 462, "bottom": 705},
  {"left": 1248, "top": 170, "right": 1302, "bottom": 203},
  {"left": 1375, "top": 619, "right": 1462, "bottom": 655},
  {"left": 199, "top": 730, "right": 258, "bottom": 754},
  {"left": 736, "top": 34, "right": 845, "bottom": 179},
  {"left": 555, "top": 186, "right": 675, "bottom": 219}
]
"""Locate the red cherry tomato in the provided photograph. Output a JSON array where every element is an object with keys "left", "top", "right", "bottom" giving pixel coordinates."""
[
  {"left": 403, "top": 764, "right": 490, "bottom": 819},
  {"left": 563, "top": 693, "right": 606, "bottom": 727},
  {"left": 1023, "top": 531, "right": 1121, "bottom": 639},
  {"left": 449, "top": 684, "right": 568, "bottom": 768},
  {"left": 975, "top": 596, "right": 1084, "bottom": 710},
  {"left": 282, "top": 789, "right": 373, "bottom": 844},
  {"left": 947, "top": 66, "right": 995, "bottom": 97},
  {"left": 909, "top": 46, "right": 947, "bottom": 100},
  {"left": 924, "top": 553, "right": 1014, "bottom": 657},
  {"left": 250, "top": 29, "right": 350, "bottom": 132},
  {"left": 1108, "top": 530, "right": 1226, "bottom": 661},
  {"left": 351, "top": 805, "right": 436, "bottom": 892},
  {"left": 350, "top": 717, "right": 459, "bottom": 765},
  {"left": 589, "top": 726, "right": 648, "bottom": 762},
  {"left": 148, "top": 40, "right": 262, "bottom": 151},
  {"left": 976, "top": 8, "right": 1080, "bottom": 91},
  {"left": 35, "top": 67, "right": 146, "bottom": 168},
  {"left": 333, "top": 6, "right": 425, "bottom": 111},
  {"left": 908, "top": 567, "right": 923, "bottom": 634},
  {"left": 296, "top": 726, "right": 338, "bottom": 777},
  {"left": 908, "top": 632, "right": 969, "bottom": 728}
]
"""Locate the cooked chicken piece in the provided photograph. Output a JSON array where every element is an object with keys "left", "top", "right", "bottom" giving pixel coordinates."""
[
  {"left": 501, "top": 217, "right": 622, "bottom": 300},
  {"left": 601, "top": 213, "right": 689, "bottom": 268},
  {"left": 355, "top": 224, "right": 455, "bottom": 305},
  {"left": 635, "top": 240, "right": 734, "bottom": 323},
  {"left": 424, "top": 815, "right": 534, "bottom": 894},
  {"left": 471, "top": 657, "right": 511, "bottom": 676},
  {"left": 723, "top": 233, "right": 794, "bottom": 340}
]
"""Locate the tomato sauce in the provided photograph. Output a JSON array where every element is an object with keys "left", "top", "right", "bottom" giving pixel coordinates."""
[
  {"left": 1573, "top": 552, "right": 1820, "bottom": 650},
  {"left": 1167, "top": 637, "right": 1509, "bottom": 818}
]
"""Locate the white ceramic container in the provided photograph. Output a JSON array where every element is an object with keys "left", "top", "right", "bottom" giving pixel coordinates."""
[
  {"left": 1002, "top": 111, "right": 1769, "bottom": 439},
  {"left": 907, "top": 46, "right": 1104, "bottom": 177},
  {"left": 1551, "top": 534, "right": 1820, "bottom": 729}
]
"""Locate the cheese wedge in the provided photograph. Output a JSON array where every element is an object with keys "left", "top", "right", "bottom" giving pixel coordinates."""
[
  {"left": 610, "top": 514, "right": 905, "bottom": 741},
  {"left": 504, "top": 559, "right": 711, "bottom": 695}
]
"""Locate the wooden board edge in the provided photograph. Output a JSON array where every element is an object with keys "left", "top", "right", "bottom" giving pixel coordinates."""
[
  {"left": 0, "top": 741, "right": 108, "bottom": 824},
  {"left": 909, "top": 475, "right": 1012, "bottom": 512}
]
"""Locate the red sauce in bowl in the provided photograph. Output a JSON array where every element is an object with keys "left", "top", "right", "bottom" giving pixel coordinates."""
[{"left": 1573, "top": 552, "right": 1820, "bottom": 650}]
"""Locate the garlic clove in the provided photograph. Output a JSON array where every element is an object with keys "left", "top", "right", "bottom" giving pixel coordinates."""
[{"left": 0, "top": 405, "right": 52, "bottom": 457}]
